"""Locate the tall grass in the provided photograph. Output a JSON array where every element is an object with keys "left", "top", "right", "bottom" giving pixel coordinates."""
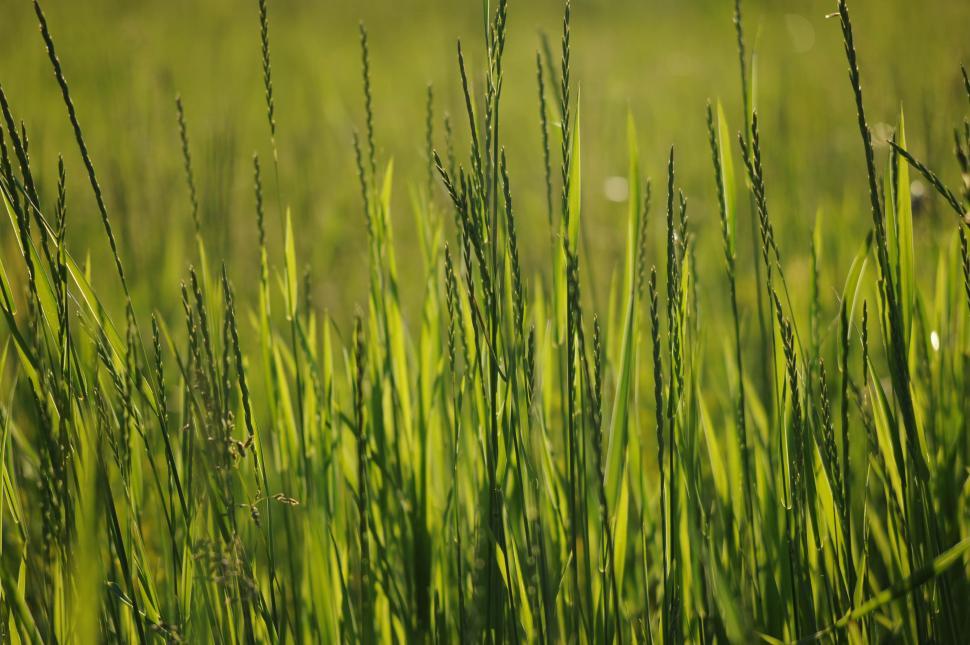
[{"left": 0, "top": 0, "right": 968, "bottom": 642}]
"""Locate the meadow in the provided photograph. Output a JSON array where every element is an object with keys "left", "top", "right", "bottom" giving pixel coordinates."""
[{"left": 0, "top": 0, "right": 969, "bottom": 642}]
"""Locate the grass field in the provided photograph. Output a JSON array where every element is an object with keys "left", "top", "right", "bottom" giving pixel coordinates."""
[{"left": 1, "top": 0, "right": 969, "bottom": 642}]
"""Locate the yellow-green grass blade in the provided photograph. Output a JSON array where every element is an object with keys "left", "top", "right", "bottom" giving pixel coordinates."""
[
  {"left": 284, "top": 207, "right": 298, "bottom": 320},
  {"left": 605, "top": 111, "right": 641, "bottom": 507},
  {"left": 894, "top": 110, "right": 914, "bottom": 342}
]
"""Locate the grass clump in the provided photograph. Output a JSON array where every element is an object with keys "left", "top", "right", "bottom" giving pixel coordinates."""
[{"left": 0, "top": 0, "right": 968, "bottom": 643}]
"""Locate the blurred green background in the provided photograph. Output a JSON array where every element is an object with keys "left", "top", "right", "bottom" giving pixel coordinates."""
[{"left": 2, "top": 0, "right": 968, "bottom": 328}]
